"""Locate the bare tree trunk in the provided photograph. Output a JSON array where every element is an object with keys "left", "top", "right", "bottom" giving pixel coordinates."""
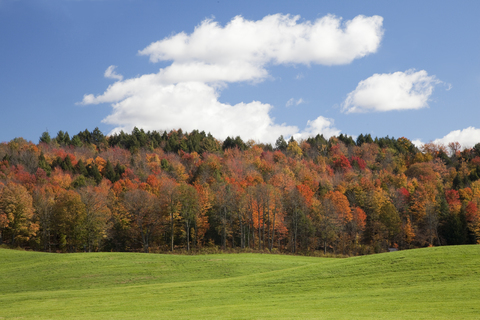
[
  {"left": 293, "top": 208, "right": 299, "bottom": 254},
  {"left": 251, "top": 212, "right": 255, "bottom": 249},
  {"left": 186, "top": 220, "right": 190, "bottom": 252},
  {"left": 171, "top": 211, "right": 174, "bottom": 251},
  {"left": 231, "top": 216, "right": 235, "bottom": 249},
  {"left": 194, "top": 224, "right": 197, "bottom": 250},
  {"left": 267, "top": 206, "right": 271, "bottom": 251},
  {"left": 142, "top": 229, "right": 149, "bottom": 253},
  {"left": 271, "top": 208, "right": 276, "bottom": 251},
  {"left": 239, "top": 211, "right": 244, "bottom": 249},
  {"left": 257, "top": 203, "right": 262, "bottom": 251},
  {"left": 223, "top": 206, "right": 227, "bottom": 250},
  {"left": 262, "top": 203, "right": 266, "bottom": 251},
  {"left": 293, "top": 221, "right": 298, "bottom": 253}
]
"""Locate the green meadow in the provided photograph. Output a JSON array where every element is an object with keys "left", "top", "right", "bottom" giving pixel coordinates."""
[{"left": 1, "top": 246, "right": 479, "bottom": 319}]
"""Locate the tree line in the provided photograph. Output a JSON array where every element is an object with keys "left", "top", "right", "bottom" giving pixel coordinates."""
[{"left": 0, "top": 128, "right": 479, "bottom": 255}]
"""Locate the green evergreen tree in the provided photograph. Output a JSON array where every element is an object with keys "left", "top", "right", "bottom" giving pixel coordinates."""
[
  {"left": 55, "top": 131, "right": 66, "bottom": 145},
  {"left": 114, "top": 162, "right": 125, "bottom": 178},
  {"left": 104, "top": 160, "right": 117, "bottom": 183},
  {"left": 356, "top": 134, "right": 365, "bottom": 146},
  {"left": 76, "top": 160, "right": 88, "bottom": 176},
  {"left": 275, "top": 135, "right": 287, "bottom": 151},
  {"left": 71, "top": 135, "right": 83, "bottom": 147},
  {"left": 39, "top": 131, "right": 51, "bottom": 144},
  {"left": 61, "top": 155, "right": 74, "bottom": 172},
  {"left": 38, "top": 152, "right": 52, "bottom": 176},
  {"left": 87, "top": 163, "right": 102, "bottom": 184},
  {"left": 64, "top": 132, "right": 71, "bottom": 145}
]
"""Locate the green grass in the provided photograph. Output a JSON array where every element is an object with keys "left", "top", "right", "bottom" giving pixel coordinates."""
[{"left": 1, "top": 246, "right": 479, "bottom": 319}]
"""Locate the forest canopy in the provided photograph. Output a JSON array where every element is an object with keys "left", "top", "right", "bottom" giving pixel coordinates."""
[{"left": 1, "top": 127, "right": 479, "bottom": 254}]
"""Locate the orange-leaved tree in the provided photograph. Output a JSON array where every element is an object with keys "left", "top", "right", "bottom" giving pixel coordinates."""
[{"left": 0, "top": 182, "right": 37, "bottom": 246}]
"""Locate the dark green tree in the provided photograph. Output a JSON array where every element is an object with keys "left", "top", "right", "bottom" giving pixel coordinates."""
[
  {"left": 39, "top": 131, "right": 51, "bottom": 144},
  {"left": 104, "top": 160, "right": 119, "bottom": 183},
  {"left": 275, "top": 135, "right": 288, "bottom": 151},
  {"left": 38, "top": 152, "right": 52, "bottom": 176},
  {"left": 87, "top": 163, "right": 102, "bottom": 184}
]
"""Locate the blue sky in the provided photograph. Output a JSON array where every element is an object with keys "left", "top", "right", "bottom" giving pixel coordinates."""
[{"left": 1, "top": 0, "right": 479, "bottom": 148}]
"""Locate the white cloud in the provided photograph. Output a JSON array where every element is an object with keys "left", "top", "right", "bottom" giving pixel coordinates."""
[
  {"left": 82, "top": 14, "right": 384, "bottom": 142},
  {"left": 411, "top": 139, "right": 424, "bottom": 150},
  {"left": 413, "top": 127, "right": 480, "bottom": 151},
  {"left": 101, "top": 81, "right": 299, "bottom": 143},
  {"left": 104, "top": 65, "right": 123, "bottom": 81},
  {"left": 342, "top": 69, "right": 442, "bottom": 113},
  {"left": 433, "top": 127, "right": 480, "bottom": 149},
  {"left": 139, "top": 14, "right": 384, "bottom": 69},
  {"left": 286, "top": 98, "right": 305, "bottom": 107},
  {"left": 293, "top": 116, "right": 341, "bottom": 141}
]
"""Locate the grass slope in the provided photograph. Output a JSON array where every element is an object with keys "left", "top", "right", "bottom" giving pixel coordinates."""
[{"left": 1, "top": 246, "right": 479, "bottom": 319}]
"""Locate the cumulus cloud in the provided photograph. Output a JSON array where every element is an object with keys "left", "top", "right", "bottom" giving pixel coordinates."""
[
  {"left": 293, "top": 116, "right": 341, "bottom": 141},
  {"left": 82, "top": 14, "right": 384, "bottom": 142},
  {"left": 433, "top": 127, "right": 480, "bottom": 149},
  {"left": 411, "top": 139, "right": 424, "bottom": 150},
  {"left": 413, "top": 127, "right": 480, "bottom": 151},
  {"left": 140, "top": 14, "right": 383, "bottom": 68},
  {"left": 342, "top": 69, "right": 442, "bottom": 113},
  {"left": 102, "top": 81, "right": 299, "bottom": 143},
  {"left": 104, "top": 65, "right": 123, "bottom": 81}
]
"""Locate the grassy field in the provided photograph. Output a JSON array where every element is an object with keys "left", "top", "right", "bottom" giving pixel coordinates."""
[{"left": 1, "top": 246, "right": 479, "bottom": 319}]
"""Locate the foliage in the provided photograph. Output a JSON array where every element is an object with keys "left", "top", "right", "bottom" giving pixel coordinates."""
[{"left": 0, "top": 128, "right": 477, "bottom": 254}]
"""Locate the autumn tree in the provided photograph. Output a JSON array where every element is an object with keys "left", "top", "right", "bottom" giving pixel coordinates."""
[
  {"left": 324, "top": 190, "right": 352, "bottom": 253},
  {"left": 285, "top": 185, "right": 314, "bottom": 253},
  {"left": 0, "top": 182, "right": 37, "bottom": 246},
  {"left": 351, "top": 206, "right": 367, "bottom": 253},
  {"left": 79, "top": 185, "right": 111, "bottom": 252},
  {"left": 213, "top": 183, "right": 234, "bottom": 250},
  {"left": 177, "top": 183, "right": 199, "bottom": 252},
  {"left": 465, "top": 201, "right": 480, "bottom": 243},
  {"left": 32, "top": 185, "right": 56, "bottom": 251},
  {"left": 157, "top": 178, "right": 180, "bottom": 251},
  {"left": 123, "top": 189, "right": 161, "bottom": 253},
  {"left": 54, "top": 190, "right": 86, "bottom": 252}
]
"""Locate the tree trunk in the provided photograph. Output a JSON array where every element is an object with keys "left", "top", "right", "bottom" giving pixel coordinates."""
[
  {"left": 171, "top": 211, "right": 174, "bottom": 251},
  {"left": 271, "top": 209, "right": 276, "bottom": 251},
  {"left": 223, "top": 207, "right": 227, "bottom": 250},
  {"left": 251, "top": 213, "right": 255, "bottom": 249},
  {"left": 142, "top": 231, "right": 149, "bottom": 253},
  {"left": 258, "top": 204, "right": 262, "bottom": 251},
  {"left": 194, "top": 224, "right": 197, "bottom": 250},
  {"left": 262, "top": 204, "right": 266, "bottom": 251},
  {"left": 186, "top": 220, "right": 190, "bottom": 252},
  {"left": 231, "top": 221, "right": 235, "bottom": 249},
  {"left": 293, "top": 211, "right": 298, "bottom": 254},
  {"left": 239, "top": 211, "right": 244, "bottom": 249}
]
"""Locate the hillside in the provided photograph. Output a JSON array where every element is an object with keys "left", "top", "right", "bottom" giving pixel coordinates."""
[
  {"left": 1, "top": 245, "right": 479, "bottom": 319},
  {"left": 2, "top": 130, "right": 480, "bottom": 256}
]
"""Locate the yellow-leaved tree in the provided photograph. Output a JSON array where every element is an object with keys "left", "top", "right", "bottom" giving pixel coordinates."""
[{"left": 0, "top": 182, "right": 37, "bottom": 246}]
